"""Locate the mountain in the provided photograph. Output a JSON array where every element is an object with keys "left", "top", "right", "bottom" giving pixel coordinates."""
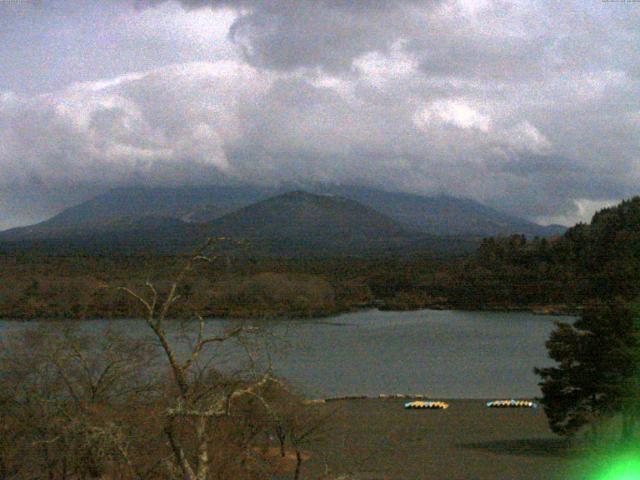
[
  {"left": 209, "top": 191, "right": 408, "bottom": 239},
  {"left": 314, "top": 185, "right": 565, "bottom": 238},
  {"left": 0, "top": 191, "right": 479, "bottom": 257},
  {"left": 205, "top": 190, "right": 417, "bottom": 255},
  {"left": 0, "top": 185, "right": 270, "bottom": 242},
  {"left": 0, "top": 184, "right": 564, "bottom": 244}
]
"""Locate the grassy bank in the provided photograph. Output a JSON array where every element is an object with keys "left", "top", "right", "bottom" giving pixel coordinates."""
[{"left": 302, "top": 399, "right": 581, "bottom": 480}]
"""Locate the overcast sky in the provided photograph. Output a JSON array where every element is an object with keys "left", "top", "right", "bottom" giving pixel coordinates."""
[{"left": 0, "top": 0, "right": 638, "bottom": 229}]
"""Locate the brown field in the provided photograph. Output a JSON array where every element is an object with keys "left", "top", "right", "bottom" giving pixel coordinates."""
[{"left": 302, "top": 399, "right": 581, "bottom": 480}]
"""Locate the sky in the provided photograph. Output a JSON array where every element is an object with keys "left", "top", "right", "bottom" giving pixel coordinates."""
[{"left": 0, "top": 0, "right": 639, "bottom": 229}]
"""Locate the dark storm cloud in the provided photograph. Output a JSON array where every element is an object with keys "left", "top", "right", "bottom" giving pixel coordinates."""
[
  {"left": 0, "top": 0, "right": 639, "bottom": 228},
  {"left": 155, "top": 0, "right": 434, "bottom": 71},
  {"left": 485, "top": 153, "right": 638, "bottom": 220}
]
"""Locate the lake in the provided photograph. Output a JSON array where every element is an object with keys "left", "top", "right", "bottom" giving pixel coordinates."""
[{"left": 0, "top": 309, "right": 569, "bottom": 399}]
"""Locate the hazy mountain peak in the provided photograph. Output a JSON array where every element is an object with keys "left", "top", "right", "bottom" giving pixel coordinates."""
[{"left": 0, "top": 184, "right": 565, "bottom": 250}]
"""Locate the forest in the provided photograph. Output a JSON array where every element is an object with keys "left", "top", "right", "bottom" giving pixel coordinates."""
[{"left": 1, "top": 197, "right": 639, "bottom": 321}]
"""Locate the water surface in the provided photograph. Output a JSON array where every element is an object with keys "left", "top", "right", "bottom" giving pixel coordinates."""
[{"left": 0, "top": 309, "right": 569, "bottom": 398}]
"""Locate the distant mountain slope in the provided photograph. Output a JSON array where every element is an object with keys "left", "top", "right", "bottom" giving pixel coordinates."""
[
  {"left": 0, "top": 185, "right": 270, "bottom": 241},
  {"left": 0, "top": 184, "right": 564, "bottom": 244},
  {"left": 205, "top": 190, "right": 418, "bottom": 255},
  {"left": 0, "top": 191, "right": 479, "bottom": 257},
  {"left": 209, "top": 191, "right": 409, "bottom": 239},
  {"left": 315, "top": 185, "right": 565, "bottom": 238}
]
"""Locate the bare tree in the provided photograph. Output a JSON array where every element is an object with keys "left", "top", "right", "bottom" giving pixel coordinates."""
[
  {"left": 260, "top": 382, "right": 334, "bottom": 480},
  {"left": 0, "top": 238, "right": 328, "bottom": 479},
  {"left": 0, "top": 324, "right": 162, "bottom": 479},
  {"left": 119, "top": 238, "right": 290, "bottom": 480}
]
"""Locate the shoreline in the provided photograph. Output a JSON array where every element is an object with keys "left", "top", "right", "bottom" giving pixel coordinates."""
[
  {"left": 0, "top": 303, "right": 577, "bottom": 322},
  {"left": 308, "top": 394, "right": 540, "bottom": 404}
]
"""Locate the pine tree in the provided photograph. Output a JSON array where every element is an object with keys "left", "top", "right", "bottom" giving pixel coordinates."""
[
  {"left": 618, "top": 299, "right": 640, "bottom": 441},
  {"left": 535, "top": 300, "right": 640, "bottom": 438}
]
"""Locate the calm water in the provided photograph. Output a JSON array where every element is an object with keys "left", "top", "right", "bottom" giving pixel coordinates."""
[{"left": 0, "top": 309, "right": 569, "bottom": 399}]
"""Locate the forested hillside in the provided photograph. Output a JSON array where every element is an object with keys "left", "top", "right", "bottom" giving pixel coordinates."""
[
  {"left": 447, "top": 197, "right": 640, "bottom": 310},
  {"left": 0, "top": 198, "right": 637, "bottom": 320}
]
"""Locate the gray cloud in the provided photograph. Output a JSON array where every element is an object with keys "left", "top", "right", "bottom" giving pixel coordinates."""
[
  {"left": 0, "top": 0, "right": 639, "bottom": 228},
  {"left": 136, "top": 0, "right": 432, "bottom": 71},
  {"left": 226, "top": 1, "right": 427, "bottom": 72}
]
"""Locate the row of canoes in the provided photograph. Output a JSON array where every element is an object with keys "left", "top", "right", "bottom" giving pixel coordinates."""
[
  {"left": 404, "top": 401, "right": 450, "bottom": 409},
  {"left": 404, "top": 399, "right": 538, "bottom": 410},
  {"left": 486, "top": 400, "right": 537, "bottom": 408}
]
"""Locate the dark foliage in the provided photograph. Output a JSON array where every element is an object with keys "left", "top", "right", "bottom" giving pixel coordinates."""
[
  {"left": 530, "top": 198, "right": 640, "bottom": 438},
  {"left": 535, "top": 301, "right": 640, "bottom": 437}
]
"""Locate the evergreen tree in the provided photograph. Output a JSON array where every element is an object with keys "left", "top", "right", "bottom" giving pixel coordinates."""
[
  {"left": 618, "top": 299, "right": 640, "bottom": 440},
  {"left": 535, "top": 300, "right": 640, "bottom": 438}
]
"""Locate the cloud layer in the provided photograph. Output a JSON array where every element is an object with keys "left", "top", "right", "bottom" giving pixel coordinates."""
[{"left": 0, "top": 0, "right": 639, "bottom": 227}]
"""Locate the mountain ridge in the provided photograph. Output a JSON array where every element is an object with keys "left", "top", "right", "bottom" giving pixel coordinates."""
[
  {"left": 0, "top": 190, "right": 479, "bottom": 257},
  {"left": 0, "top": 184, "right": 564, "bottom": 244},
  {"left": 312, "top": 185, "right": 565, "bottom": 238}
]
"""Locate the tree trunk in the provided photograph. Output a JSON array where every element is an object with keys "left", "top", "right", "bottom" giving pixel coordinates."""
[
  {"left": 42, "top": 444, "right": 54, "bottom": 480},
  {"left": 195, "top": 416, "right": 210, "bottom": 480},
  {"left": 276, "top": 426, "right": 286, "bottom": 457},
  {"left": 165, "top": 423, "right": 197, "bottom": 480},
  {"left": 293, "top": 449, "right": 302, "bottom": 480}
]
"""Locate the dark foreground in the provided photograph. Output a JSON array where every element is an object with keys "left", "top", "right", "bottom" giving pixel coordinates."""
[{"left": 303, "top": 399, "right": 580, "bottom": 480}]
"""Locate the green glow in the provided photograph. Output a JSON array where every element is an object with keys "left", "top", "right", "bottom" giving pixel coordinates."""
[{"left": 591, "top": 455, "right": 640, "bottom": 480}]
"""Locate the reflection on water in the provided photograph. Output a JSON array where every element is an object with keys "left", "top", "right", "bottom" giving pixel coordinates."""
[{"left": 0, "top": 309, "right": 570, "bottom": 399}]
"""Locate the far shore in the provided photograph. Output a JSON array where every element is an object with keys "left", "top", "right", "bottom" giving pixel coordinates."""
[{"left": 0, "top": 303, "right": 577, "bottom": 322}]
